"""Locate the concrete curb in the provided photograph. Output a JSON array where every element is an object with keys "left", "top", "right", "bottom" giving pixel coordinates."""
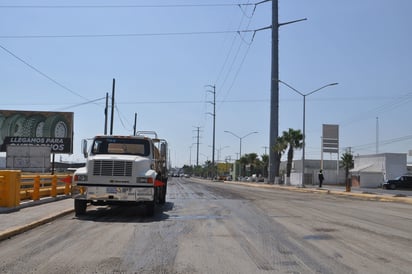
[
  {"left": 0, "top": 208, "right": 74, "bottom": 242},
  {"left": 199, "top": 178, "right": 412, "bottom": 205}
]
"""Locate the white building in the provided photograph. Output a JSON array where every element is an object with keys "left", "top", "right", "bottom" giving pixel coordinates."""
[{"left": 350, "top": 153, "right": 407, "bottom": 188}]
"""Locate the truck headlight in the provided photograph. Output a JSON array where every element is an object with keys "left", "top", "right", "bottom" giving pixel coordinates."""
[
  {"left": 137, "top": 177, "right": 154, "bottom": 184},
  {"left": 74, "top": 174, "right": 88, "bottom": 182}
]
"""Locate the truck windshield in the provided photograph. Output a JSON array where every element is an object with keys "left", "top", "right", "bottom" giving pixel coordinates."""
[{"left": 91, "top": 138, "right": 150, "bottom": 156}]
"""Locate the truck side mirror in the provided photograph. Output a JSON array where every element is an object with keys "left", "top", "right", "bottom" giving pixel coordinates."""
[
  {"left": 81, "top": 139, "right": 88, "bottom": 158},
  {"left": 160, "top": 143, "right": 167, "bottom": 158}
]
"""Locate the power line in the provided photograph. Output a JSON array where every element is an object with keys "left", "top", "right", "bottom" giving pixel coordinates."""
[
  {"left": 114, "top": 104, "right": 130, "bottom": 132},
  {"left": 214, "top": 0, "right": 253, "bottom": 86},
  {"left": 0, "top": 30, "right": 244, "bottom": 39},
  {"left": 116, "top": 99, "right": 270, "bottom": 105},
  {"left": 53, "top": 97, "right": 107, "bottom": 111},
  {"left": 339, "top": 91, "right": 412, "bottom": 127},
  {"left": 0, "top": 43, "right": 91, "bottom": 102},
  {"left": 215, "top": 1, "right": 264, "bottom": 111},
  {"left": 0, "top": 3, "right": 254, "bottom": 9},
  {"left": 346, "top": 134, "right": 412, "bottom": 154}
]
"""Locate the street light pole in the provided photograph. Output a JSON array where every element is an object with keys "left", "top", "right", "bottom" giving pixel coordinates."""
[
  {"left": 279, "top": 80, "right": 338, "bottom": 187},
  {"left": 224, "top": 130, "right": 258, "bottom": 178}
]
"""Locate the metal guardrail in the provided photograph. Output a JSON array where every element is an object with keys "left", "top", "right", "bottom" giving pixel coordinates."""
[
  {"left": 0, "top": 170, "right": 72, "bottom": 208},
  {"left": 20, "top": 174, "right": 72, "bottom": 201}
]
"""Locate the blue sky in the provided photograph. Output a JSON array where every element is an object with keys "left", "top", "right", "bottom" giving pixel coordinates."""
[{"left": 1, "top": 0, "right": 411, "bottom": 167}]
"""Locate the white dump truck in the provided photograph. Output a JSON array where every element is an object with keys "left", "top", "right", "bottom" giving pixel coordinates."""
[{"left": 72, "top": 131, "right": 168, "bottom": 216}]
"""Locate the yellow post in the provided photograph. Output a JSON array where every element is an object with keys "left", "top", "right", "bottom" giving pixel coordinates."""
[
  {"left": 64, "top": 175, "right": 71, "bottom": 195},
  {"left": 0, "top": 175, "right": 5, "bottom": 206},
  {"left": 32, "top": 175, "right": 40, "bottom": 201},
  {"left": 51, "top": 175, "right": 57, "bottom": 197},
  {"left": 0, "top": 170, "right": 21, "bottom": 208}
]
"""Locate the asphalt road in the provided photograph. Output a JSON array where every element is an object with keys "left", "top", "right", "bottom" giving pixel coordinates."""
[{"left": 1, "top": 177, "right": 411, "bottom": 274}]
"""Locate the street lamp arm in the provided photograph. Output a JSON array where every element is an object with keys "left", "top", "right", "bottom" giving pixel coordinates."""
[
  {"left": 278, "top": 18, "right": 307, "bottom": 27},
  {"left": 279, "top": 80, "right": 338, "bottom": 97},
  {"left": 278, "top": 80, "right": 304, "bottom": 96},
  {"left": 224, "top": 130, "right": 241, "bottom": 139},
  {"left": 306, "top": 82, "right": 338, "bottom": 96},
  {"left": 241, "top": 131, "right": 258, "bottom": 139}
]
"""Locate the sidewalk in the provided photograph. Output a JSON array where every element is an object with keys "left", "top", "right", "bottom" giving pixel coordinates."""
[
  {"left": 224, "top": 180, "right": 412, "bottom": 204},
  {"left": 0, "top": 197, "right": 74, "bottom": 241}
]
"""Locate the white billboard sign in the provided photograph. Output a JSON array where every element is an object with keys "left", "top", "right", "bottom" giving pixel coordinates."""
[{"left": 6, "top": 145, "right": 51, "bottom": 172}]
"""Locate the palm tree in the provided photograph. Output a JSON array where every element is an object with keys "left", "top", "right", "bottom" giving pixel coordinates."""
[
  {"left": 239, "top": 155, "right": 249, "bottom": 177},
  {"left": 204, "top": 160, "right": 213, "bottom": 178},
  {"left": 282, "top": 128, "right": 303, "bottom": 184},
  {"left": 272, "top": 136, "right": 287, "bottom": 184},
  {"left": 247, "top": 153, "right": 258, "bottom": 176},
  {"left": 341, "top": 152, "right": 354, "bottom": 191},
  {"left": 260, "top": 154, "right": 269, "bottom": 178}
]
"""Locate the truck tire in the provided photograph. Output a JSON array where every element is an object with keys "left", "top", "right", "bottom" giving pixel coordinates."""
[
  {"left": 146, "top": 202, "right": 155, "bottom": 217},
  {"left": 74, "top": 199, "right": 87, "bottom": 216},
  {"left": 159, "top": 185, "right": 166, "bottom": 204},
  {"left": 389, "top": 183, "right": 396, "bottom": 190}
]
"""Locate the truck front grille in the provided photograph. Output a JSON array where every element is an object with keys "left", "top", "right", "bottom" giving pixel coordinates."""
[{"left": 93, "top": 160, "right": 133, "bottom": 177}]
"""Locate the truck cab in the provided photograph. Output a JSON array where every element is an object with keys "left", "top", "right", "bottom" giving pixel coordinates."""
[{"left": 72, "top": 133, "right": 168, "bottom": 216}]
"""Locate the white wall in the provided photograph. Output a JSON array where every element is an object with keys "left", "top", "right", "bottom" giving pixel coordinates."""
[
  {"left": 385, "top": 154, "right": 407, "bottom": 180},
  {"left": 0, "top": 156, "right": 5, "bottom": 168},
  {"left": 6, "top": 145, "right": 51, "bottom": 172},
  {"left": 353, "top": 153, "right": 407, "bottom": 188},
  {"left": 360, "top": 173, "right": 385, "bottom": 188}
]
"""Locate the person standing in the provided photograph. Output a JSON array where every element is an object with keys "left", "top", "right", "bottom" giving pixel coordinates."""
[{"left": 318, "top": 169, "right": 324, "bottom": 188}]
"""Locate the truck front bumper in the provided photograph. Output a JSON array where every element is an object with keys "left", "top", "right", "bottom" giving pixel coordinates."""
[{"left": 73, "top": 184, "right": 154, "bottom": 202}]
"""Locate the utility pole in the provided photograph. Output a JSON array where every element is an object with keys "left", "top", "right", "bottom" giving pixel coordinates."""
[
  {"left": 197, "top": 127, "right": 200, "bottom": 167},
  {"left": 110, "top": 78, "right": 115, "bottom": 135},
  {"left": 268, "top": 1, "right": 306, "bottom": 183},
  {"left": 193, "top": 126, "right": 202, "bottom": 166},
  {"left": 268, "top": 0, "right": 279, "bottom": 184},
  {"left": 206, "top": 85, "right": 216, "bottom": 179},
  {"left": 104, "top": 92, "right": 108, "bottom": 135},
  {"left": 133, "top": 113, "right": 137, "bottom": 136}
]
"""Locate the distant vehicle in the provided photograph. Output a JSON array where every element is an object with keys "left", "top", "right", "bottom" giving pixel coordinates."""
[{"left": 382, "top": 175, "right": 412, "bottom": 190}]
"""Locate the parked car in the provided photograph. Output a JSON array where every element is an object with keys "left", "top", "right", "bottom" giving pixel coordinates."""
[{"left": 382, "top": 175, "right": 412, "bottom": 190}]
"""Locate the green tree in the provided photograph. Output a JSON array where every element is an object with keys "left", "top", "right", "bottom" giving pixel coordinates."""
[
  {"left": 341, "top": 152, "right": 354, "bottom": 191},
  {"left": 282, "top": 128, "right": 303, "bottom": 183}
]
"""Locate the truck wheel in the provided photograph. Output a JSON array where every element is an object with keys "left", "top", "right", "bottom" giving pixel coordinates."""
[
  {"left": 159, "top": 186, "right": 166, "bottom": 204},
  {"left": 389, "top": 183, "right": 396, "bottom": 190},
  {"left": 74, "top": 199, "right": 87, "bottom": 216},
  {"left": 146, "top": 202, "right": 155, "bottom": 217}
]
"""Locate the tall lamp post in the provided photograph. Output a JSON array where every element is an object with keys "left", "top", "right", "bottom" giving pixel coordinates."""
[
  {"left": 224, "top": 130, "right": 258, "bottom": 178},
  {"left": 278, "top": 80, "right": 338, "bottom": 187}
]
